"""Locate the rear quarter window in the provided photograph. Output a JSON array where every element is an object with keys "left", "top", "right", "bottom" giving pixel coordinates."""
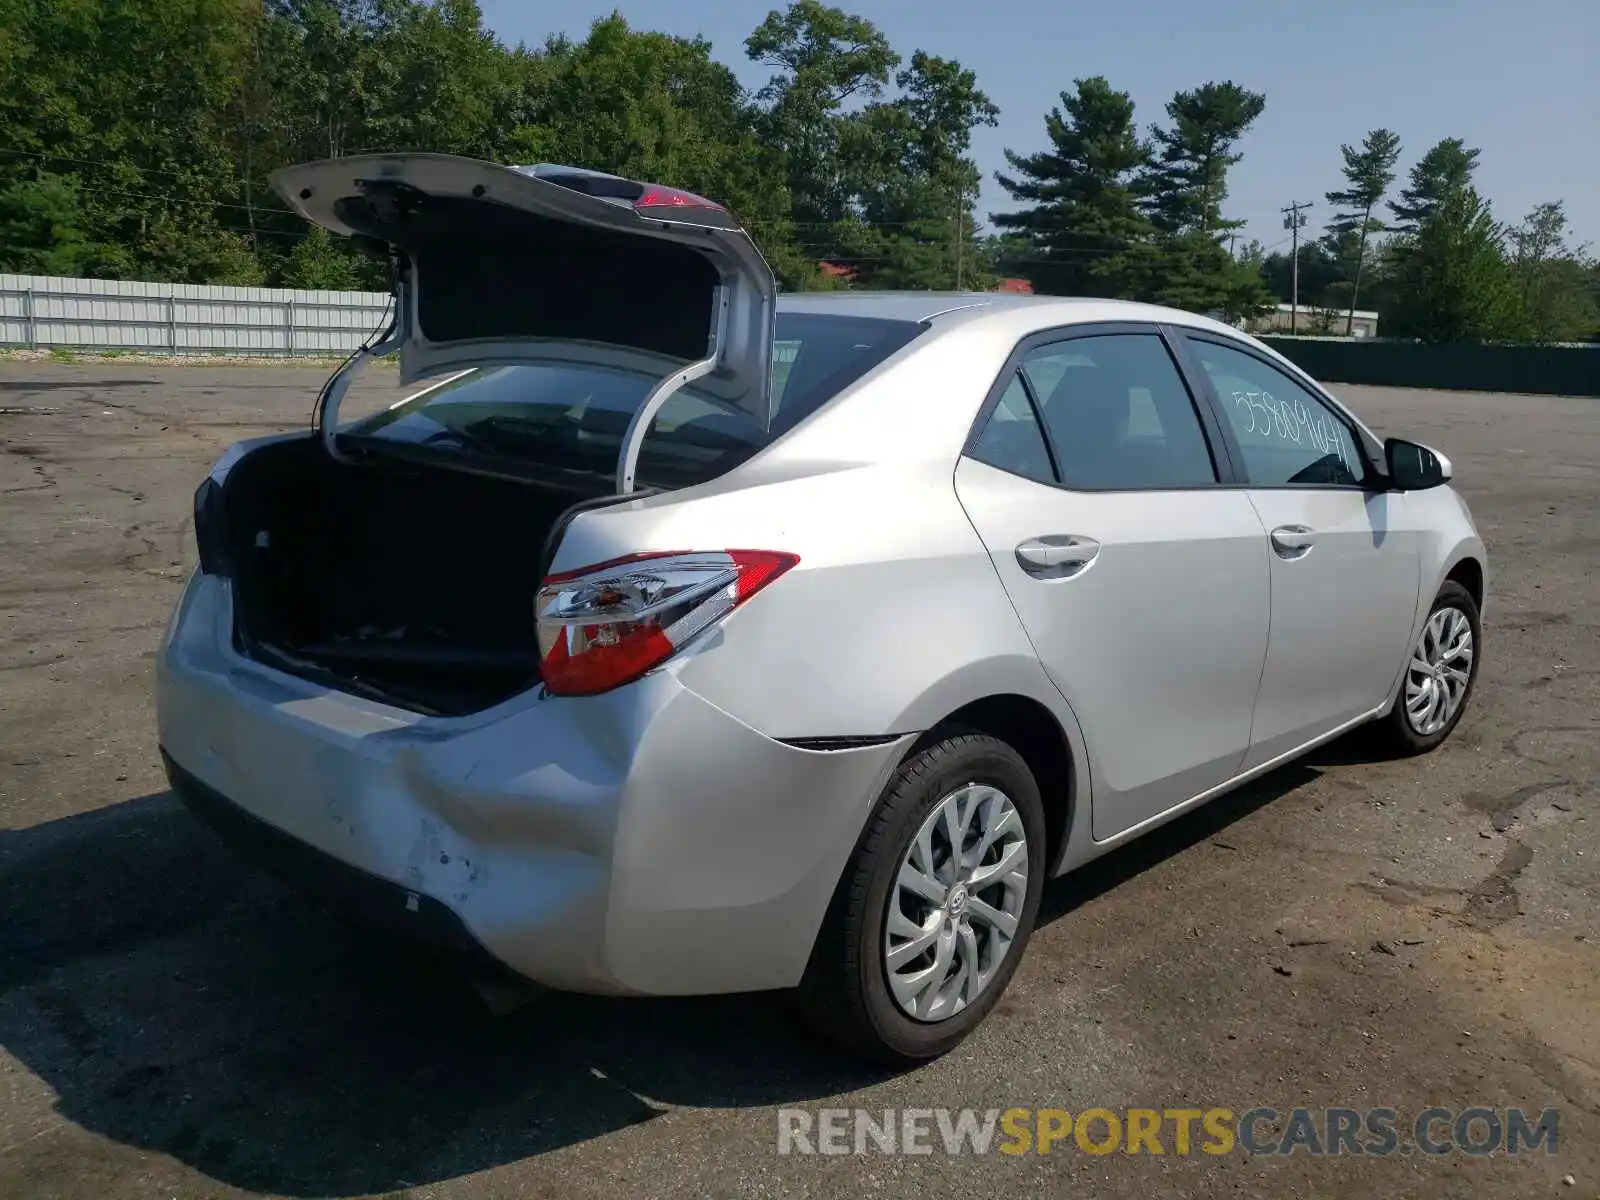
[{"left": 772, "top": 339, "right": 801, "bottom": 406}]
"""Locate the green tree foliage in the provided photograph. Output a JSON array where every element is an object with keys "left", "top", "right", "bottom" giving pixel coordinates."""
[
  {"left": 1261, "top": 237, "right": 1348, "bottom": 311},
  {"left": 744, "top": 5, "right": 994, "bottom": 289},
  {"left": 1386, "top": 186, "right": 1520, "bottom": 342},
  {"left": 0, "top": 0, "right": 259, "bottom": 281},
  {"left": 1133, "top": 82, "right": 1273, "bottom": 318},
  {"left": 0, "top": 0, "right": 1584, "bottom": 346},
  {"left": 991, "top": 77, "right": 1272, "bottom": 319},
  {"left": 1141, "top": 82, "right": 1266, "bottom": 236},
  {"left": 991, "top": 77, "right": 1152, "bottom": 297},
  {"left": 1324, "top": 128, "right": 1401, "bottom": 333},
  {"left": 1506, "top": 201, "right": 1599, "bottom": 343},
  {"left": 745, "top": 0, "right": 897, "bottom": 233},
  {"left": 853, "top": 51, "right": 999, "bottom": 290},
  {"left": 1388, "top": 136, "right": 1480, "bottom": 232},
  {"left": 520, "top": 16, "right": 808, "bottom": 287},
  {"left": 280, "top": 224, "right": 369, "bottom": 290},
  {"left": 0, "top": 173, "right": 127, "bottom": 276},
  {"left": 1151, "top": 232, "right": 1274, "bottom": 319},
  {"left": 0, "top": 0, "right": 1003, "bottom": 295}
]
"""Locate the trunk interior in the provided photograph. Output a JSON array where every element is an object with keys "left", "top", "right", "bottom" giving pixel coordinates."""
[{"left": 222, "top": 437, "right": 594, "bottom": 716}]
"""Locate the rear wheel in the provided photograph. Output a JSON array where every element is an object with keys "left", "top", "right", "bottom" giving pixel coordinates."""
[
  {"left": 798, "top": 732, "right": 1046, "bottom": 1064},
  {"left": 1372, "top": 580, "right": 1481, "bottom": 756}
]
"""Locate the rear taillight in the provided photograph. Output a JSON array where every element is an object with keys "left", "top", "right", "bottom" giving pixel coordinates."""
[
  {"left": 536, "top": 550, "right": 798, "bottom": 696},
  {"left": 193, "top": 477, "right": 229, "bottom": 575},
  {"left": 633, "top": 185, "right": 725, "bottom": 212}
]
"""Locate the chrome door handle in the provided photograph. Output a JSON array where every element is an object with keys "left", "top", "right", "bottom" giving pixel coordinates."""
[
  {"left": 1269, "top": 525, "right": 1316, "bottom": 558},
  {"left": 1016, "top": 535, "right": 1101, "bottom": 576}
]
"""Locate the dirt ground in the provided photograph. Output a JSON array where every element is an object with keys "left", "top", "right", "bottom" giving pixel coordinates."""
[{"left": 1, "top": 363, "right": 1595, "bottom": 1199}]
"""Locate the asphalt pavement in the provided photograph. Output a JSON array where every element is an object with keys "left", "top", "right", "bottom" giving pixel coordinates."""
[{"left": 0, "top": 362, "right": 1595, "bottom": 1199}]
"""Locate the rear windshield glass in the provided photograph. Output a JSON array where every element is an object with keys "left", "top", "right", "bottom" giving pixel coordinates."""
[{"left": 346, "top": 313, "right": 924, "bottom": 489}]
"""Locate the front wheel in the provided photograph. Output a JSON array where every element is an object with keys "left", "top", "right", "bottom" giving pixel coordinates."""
[
  {"left": 798, "top": 732, "right": 1047, "bottom": 1064},
  {"left": 1372, "top": 580, "right": 1481, "bottom": 756}
]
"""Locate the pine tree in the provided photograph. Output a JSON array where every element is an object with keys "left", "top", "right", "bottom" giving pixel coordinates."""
[
  {"left": 1324, "top": 128, "right": 1401, "bottom": 333},
  {"left": 1388, "top": 137, "right": 1480, "bottom": 232},
  {"left": 1141, "top": 82, "right": 1266, "bottom": 235},
  {"left": 990, "top": 76, "right": 1152, "bottom": 297},
  {"left": 1131, "top": 82, "right": 1272, "bottom": 318}
]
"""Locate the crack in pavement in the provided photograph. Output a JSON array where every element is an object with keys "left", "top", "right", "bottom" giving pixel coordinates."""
[
  {"left": 1358, "top": 839, "right": 1536, "bottom": 932},
  {"left": 1462, "top": 778, "right": 1577, "bottom": 832},
  {"left": 1462, "top": 841, "right": 1536, "bottom": 931}
]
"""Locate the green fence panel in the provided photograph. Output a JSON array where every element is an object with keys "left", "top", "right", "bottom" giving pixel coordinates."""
[{"left": 1258, "top": 338, "right": 1600, "bottom": 398}]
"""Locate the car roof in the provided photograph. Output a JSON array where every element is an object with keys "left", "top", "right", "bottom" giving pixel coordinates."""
[{"left": 775, "top": 290, "right": 1249, "bottom": 341}]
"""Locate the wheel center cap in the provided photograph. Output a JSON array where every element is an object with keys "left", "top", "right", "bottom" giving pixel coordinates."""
[{"left": 947, "top": 883, "right": 969, "bottom": 918}]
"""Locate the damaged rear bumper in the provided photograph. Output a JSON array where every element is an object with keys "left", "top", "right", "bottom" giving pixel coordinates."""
[
  {"left": 163, "top": 749, "right": 508, "bottom": 969},
  {"left": 155, "top": 572, "right": 909, "bottom": 996}
]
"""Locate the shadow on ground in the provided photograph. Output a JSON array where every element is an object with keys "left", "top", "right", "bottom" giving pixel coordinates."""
[{"left": 0, "top": 742, "right": 1354, "bottom": 1196}]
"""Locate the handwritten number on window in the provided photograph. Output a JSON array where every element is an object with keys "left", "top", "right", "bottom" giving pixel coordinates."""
[{"left": 1231, "top": 387, "right": 1350, "bottom": 473}]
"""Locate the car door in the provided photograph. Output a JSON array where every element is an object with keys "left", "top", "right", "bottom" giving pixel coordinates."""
[
  {"left": 954, "top": 325, "right": 1271, "bottom": 842},
  {"left": 1178, "top": 333, "right": 1421, "bottom": 768}
]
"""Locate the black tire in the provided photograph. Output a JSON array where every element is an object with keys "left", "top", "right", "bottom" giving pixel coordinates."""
[
  {"left": 1371, "top": 580, "right": 1482, "bottom": 757},
  {"left": 797, "top": 731, "right": 1047, "bottom": 1065}
]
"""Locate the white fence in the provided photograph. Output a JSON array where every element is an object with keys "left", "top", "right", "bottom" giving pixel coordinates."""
[{"left": 0, "top": 273, "right": 393, "bottom": 357}]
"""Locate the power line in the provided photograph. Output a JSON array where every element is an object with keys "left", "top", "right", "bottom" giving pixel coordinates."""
[
  {"left": 88, "top": 184, "right": 297, "bottom": 222},
  {"left": 0, "top": 145, "right": 257, "bottom": 188},
  {"left": 0, "top": 147, "right": 305, "bottom": 224}
]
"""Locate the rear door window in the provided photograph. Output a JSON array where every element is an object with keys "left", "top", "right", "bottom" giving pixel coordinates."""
[{"left": 1021, "top": 333, "right": 1219, "bottom": 490}]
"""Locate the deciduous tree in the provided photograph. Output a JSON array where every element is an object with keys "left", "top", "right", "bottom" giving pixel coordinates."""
[
  {"left": 1507, "top": 201, "right": 1599, "bottom": 343},
  {"left": 1387, "top": 186, "right": 1519, "bottom": 342}
]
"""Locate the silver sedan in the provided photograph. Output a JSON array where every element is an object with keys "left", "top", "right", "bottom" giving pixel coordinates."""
[{"left": 156, "top": 155, "right": 1486, "bottom": 1063}]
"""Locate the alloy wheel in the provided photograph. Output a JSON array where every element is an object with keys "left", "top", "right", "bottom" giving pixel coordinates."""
[
  {"left": 884, "top": 782, "right": 1030, "bottom": 1022},
  {"left": 1404, "top": 605, "right": 1474, "bottom": 736}
]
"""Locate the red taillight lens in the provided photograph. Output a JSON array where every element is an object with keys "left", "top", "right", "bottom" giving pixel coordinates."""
[
  {"left": 537, "top": 550, "right": 798, "bottom": 696},
  {"left": 633, "top": 185, "right": 725, "bottom": 212}
]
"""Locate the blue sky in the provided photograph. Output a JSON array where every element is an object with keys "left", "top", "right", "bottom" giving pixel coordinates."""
[{"left": 478, "top": 0, "right": 1598, "bottom": 255}]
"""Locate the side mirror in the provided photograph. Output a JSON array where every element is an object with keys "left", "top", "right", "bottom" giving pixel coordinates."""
[{"left": 1385, "top": 438, "right": 1452, "bottom": 490}]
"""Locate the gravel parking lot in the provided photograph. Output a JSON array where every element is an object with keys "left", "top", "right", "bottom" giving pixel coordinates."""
[{"left": 1, "top": 363, "right": 1596, "bottom": 1199}]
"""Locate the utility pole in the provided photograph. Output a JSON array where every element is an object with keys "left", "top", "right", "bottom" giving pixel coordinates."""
[
  {"left": 1281, "top": 201, "right": 1312, "bottom": 333},
  {"left": 954, "top": 185, "right": 965, "bottom": 291}
]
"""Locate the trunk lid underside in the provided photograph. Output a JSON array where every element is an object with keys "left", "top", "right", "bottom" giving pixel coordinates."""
[
  {"left": 210, "top": 154, "right": 785, "bottom": 714},
  {"left": 269, "top": 153, "right": 775, "bottom": 413}
]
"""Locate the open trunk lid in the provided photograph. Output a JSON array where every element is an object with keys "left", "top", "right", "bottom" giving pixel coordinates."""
[{"left": 269, "top": 154, "right": 777, "bottom": 488}]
